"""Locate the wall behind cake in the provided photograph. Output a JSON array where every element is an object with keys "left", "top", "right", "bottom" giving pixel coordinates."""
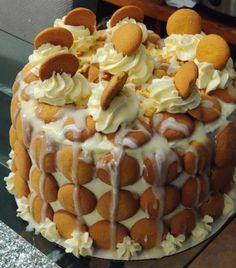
[{"left": 0, "top": 0, "right": 98, "bottom": 43}]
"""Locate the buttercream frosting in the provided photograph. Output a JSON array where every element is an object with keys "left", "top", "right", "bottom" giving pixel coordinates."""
[
  {"left": 163, "top": 33, "right": 204, "bottom": 61},
  {"left": 116, "top": 236, "right": 142, "bottom": 260},
  {"left": 54, "top": 18, "right": 95, "bottom": 52},
  {"left": 160, "top": 233, "right": 185, "bottom": 255},
  {"left": 143, "top": 76, "right": 201, "bottom": 113},
  {"left": 191, "top": 215, "right": 213, "bottom": 241},
  {"left": 33, "top": 72, "right": 90, "bottom": 106},
  {"left": 195, "top": 58, "right": 236, "bottom": 93},
  {"left": 28, "top": 43, "right": 69, "bottom": 76},
  {"left": 38, "top": 218, "right": 60, "bottom": 242},
  {"left": 88, "top": 81, "right": 139, "bottom": 134},
  {"left": 64, "top": 231, "right": 93, "bottom": 257},
  {"left": 93, "top": 43, "right": 154, "bottom": 84},
  {"left": 4, "top": 172, "right": 15, "bottom": 194},
  {"left": 223, "top": 194, "right": 235, "bottom": 217},
  {"left": 16, "top": 197, "right": 31, "bottom": 222}
]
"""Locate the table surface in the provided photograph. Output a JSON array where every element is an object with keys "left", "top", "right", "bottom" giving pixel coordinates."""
[{"left": 0, "top": 27, "right": 236, "bottom": 268}]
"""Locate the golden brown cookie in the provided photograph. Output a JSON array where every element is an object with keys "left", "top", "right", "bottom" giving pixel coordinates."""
[
  {"left": 87, "top": 64, "right": 99, "bottom": 83},
  {"left": 200, "top": 193, "right": 224, "bottom": 220},
  {"left": 57, "top": 146, "right": 94, "bottom": 184},
  {"left": 29, "top": 194, "right": 54, "bottom": 223},
  {"left": 30, "top": 167, "right": 58, "bottom": 202},
  {"left": 10, "top": 95, "right": 20, "bottom": 125},
  {"left": 63, "top": 115, "right": 96, "bottom": 142},
  {"left": 110, "top": 5, "right": 144, "bottom": 27},
  {"left": 64, "top": 8, "right": 96, "bottom": 33},
  {"left": 12, "top": 79, "right": 20, "bottom": 94},
  {"left": 188, "top": 93, "right": 221, "bottom": 123},
  {"left": 112, "top": 23, "right": 142, "bottom": 56},
  {"left": 152, "top": 112, "right": 194, "bottom": 141},
  {"left": 100, "top": 72, "right": 128, "bottom": 110},
  {"left": 22, "top": 64, "right": 39, "bottom": 83},
  {"left": 169, "top": 209, "right": 196, "bottom": 237},
  {"left": 9, "top": 126, "right": 17, "bottom": 149},
  {"left": 14, "top": 140, "right": 31, "bottom": 181},
  {"left": 146, "top": 32, "right": 161, "bottom": 45},
  {"left": 182, "top": 175, "right": 209, "bottom": 208},
  {"left": 53, "top": 210, "right": 86, "bottom": 239},
  {"left": 122, "top": 120, "right": 152, "bottom": 148},
  {"left": 58, "top": 184, "right": 96, "bottom": 215},
  {"left": 214, "top": 122, "right": 236, "bottom": 167},
  {"left": 97, "top": 190, "right": 139, "bottom": 221},
  {"left": 34, "top": 27, "right": 73, "bottom": 49},
  {"left": 183, "top": 140, "right": 210, "bottom": 175},
  {"left": 14, "top": 171, "right": 30, "bottom": 198},
  {"left": 15, "top": 112, "right": 32, "bottom": 148},
  {"left": 196, "top": 34, "right": 230, "bottom": 70},
  {"left": 89, "top": 220, "right": 129, "bottom": 249},
  {"left": 210, "top": 164, "right": 234, "bottom": 193},
  {"left": 143, "top": 151, "right": 181, "bottom": 185},
  {"left": 174, "top": 61, "right": 198, "bottom": 100},
  {"left": 140, "top": 186, "right": 180, "bottom": 218},
  {"left": 131, "top": 218, "right": 165, "bottom": 249},
  {"left": 35, "top": 103, "right": 62, "bottom": 123},
  {"left": 96, "top": 153, "right": 139, "bottom": 187},
  {"left": 210, "top": 87, "right": 236, "bottom": 103},
  {"left": 31, "top": 132, "right": 56, "bottom": 173},
  {"left": 39, "top": 52, "right": 79, "bottom": 81},
  {"left": 166, "top": 9, "right": 202, "bottom": 35}
]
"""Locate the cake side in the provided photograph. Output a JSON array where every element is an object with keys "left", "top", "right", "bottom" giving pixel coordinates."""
[{"left": 5, "top": 6, "right": 236, "bottom": 260}]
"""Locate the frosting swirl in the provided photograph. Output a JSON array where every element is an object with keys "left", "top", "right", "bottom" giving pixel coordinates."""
[
  {"left": 33, "top": 72, "right": 90, "bottom": 106},
  {"left": 143, "top": 76, "right": 201, "bottom": 113},
  {"left": 28, "top": 43, "right": 69, "bottom": 75},
  {"left": 64, "top": 231, "right": 93, "bottom": 257},
  {"left": 106, "top": 18, "right": 149, "bottom": 43},
  {"left": 195, "top": 58, "right": 236, "bottom": 93},
  {"left": 54, "top": 18, "right": 95, "bottom": 52},
  {"left": 88, "top": 81, "right": 139, "bottom": 134},
  {"left": 93, "top": 43, "right": 154, "bottom": 85},
  {"left": 160, "top": 233, "right": 185, "bottom": 255},
  {"left": 38, "top": 218, "right": 60, "bottom": 242},
  {"left": 191, "top": 215, "right": 213, "bottom": 241},
  {"left": 116, "top": 236, "right": 142, "bottom": 260},
  {"left": 163, "top": 33, "right": 204, "bottom": 61}
]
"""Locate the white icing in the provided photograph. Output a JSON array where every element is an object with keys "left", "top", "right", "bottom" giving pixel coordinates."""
[
  {"left": 4, "top": 172, "right": 15, "bottom": 194},
  {"left": 116, "top": 236, "right": 142, "bottom": 260},
  {"left": 144, "top": 76, "right": 200, "bottom": 113},
  {"left": 38, "top": 218, "right": 60, "bottom": 242},
  {"left": 160, "top": 233, "right": 185, "bottom": 255},
  {"left": 163, "top": 33, "right": 204, "bottom": 61},
  {"left": 106, "top": 18, "right": 149, "bottom": 43},
  {"left": 88, "top": 82, "right": 139, "bottom": 134},
  {"left": 191, "top": 215, "right": 213, "bottom": 241},
  {"left": 93, "top": 43, "right": 154, "bottom": 84},
  {"left": 54, "top": 17, "right": 95, "bottom": 52},
  {"left": 223, "top": 194, "right": 235, "bottom": 217},
  {"left": 33, "top": 72, "right": 90, "bottom": 106},
  {"left": 195, "top": 58, "right": 236, "bottom": 93},
  {"left": 64, "top": 231, "right": 93, "bottom": 257},
  {"left": 28, "top": 43, "right": 69, "bottom": 76},
  {"left": 16, "top": 197, "right": 31, "bottom": 221}
]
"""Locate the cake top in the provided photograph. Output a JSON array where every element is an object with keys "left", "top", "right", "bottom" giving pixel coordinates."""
[{"left": 16, "top": 6, "right": 236, "bottom": 152}]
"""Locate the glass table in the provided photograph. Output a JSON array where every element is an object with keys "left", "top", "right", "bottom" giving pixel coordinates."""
[{"left": 0, "top": 29, "right": 234, "bottom": 268}]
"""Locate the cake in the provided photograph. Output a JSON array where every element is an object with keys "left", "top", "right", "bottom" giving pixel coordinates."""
[{"left": 5, "top": 6, "right": 236, "bottom": 260}]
